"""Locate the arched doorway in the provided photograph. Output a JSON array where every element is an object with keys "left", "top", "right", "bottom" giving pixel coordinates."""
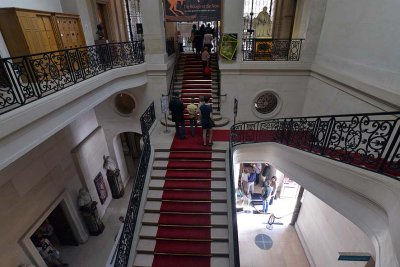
[{"left": 114, "top": 132, "right": 142, "bottom": 180}]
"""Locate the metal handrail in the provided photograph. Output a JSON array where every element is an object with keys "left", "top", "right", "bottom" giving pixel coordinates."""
[
  {"left": 114, "top": 102, "right": 155, "bottom": 267},
  {"left": 0, "top": 41, "right": 145, "bottom": 115},
  {"left": 230, "top": 111, "right": 400, "bottom": 180}
]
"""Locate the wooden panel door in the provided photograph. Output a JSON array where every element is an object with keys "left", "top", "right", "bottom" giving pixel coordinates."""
[
  {"left": 17, "top": 11, "right": 59, "bottom": 54},
  {"left": 56, "top": 16, "right": 86, "bottom": 49},
  {"left": 37, "top": 15, "right": 59, "bottom": 52},
  {"left": 17, "top": 11, "right": 44, "bottom": 54}
]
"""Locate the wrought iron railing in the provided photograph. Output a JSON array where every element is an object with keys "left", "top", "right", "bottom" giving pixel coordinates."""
[
  {"left": 114, "top": 102, "right": 155, "bottom": 267},
  {"left": 166, "top": 37, "right": 175, "bottom": 56},
  {"left": 163, "top": 52, "right": 180, "bottom": 105},
  {"left": 0, "top": 41, "right": 145, "bottom": 115},
  {"left": 242, "top": 38, "right": 303, "bottom": 61},
  {"left": 230, "top": 112, "right": 400, "bottom": 180},
  {"left": 214, "top": 53, "right": 224, "bottom": 112}
]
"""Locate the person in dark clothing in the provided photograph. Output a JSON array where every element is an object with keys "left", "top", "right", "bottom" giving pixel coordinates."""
[
  {"left": 200, "top": 96, "right": 213, "bottom": 146},
  {"left": 196, "top": 24, "right": 205, "bottom": 56},
  {"left": 205, "top": 23, "right": 214, "bottom": 34},
  {"left": 169, "top": 92, "right": 186, "bottom": 139},
  {"left": 262, "top": 163, "right": 272, "bottom": 180}
]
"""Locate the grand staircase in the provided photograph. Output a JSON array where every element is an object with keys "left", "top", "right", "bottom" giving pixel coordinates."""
[
  {"left": 163, "top": 53, "right": 229, "bottom": 127},
  {"left": 133, "top": 134, "right": 231, "bottom": 267}
]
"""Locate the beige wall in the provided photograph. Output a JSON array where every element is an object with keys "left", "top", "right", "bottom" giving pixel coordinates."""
[
  {"left": 0, "top": 108, "right": 117, "bottom": 266},
  {"left": 0, "top": 130, "right": 83, "bottom": 266},
  {"left": 296, "top": 191, "right": 375, "bottom": 267}
]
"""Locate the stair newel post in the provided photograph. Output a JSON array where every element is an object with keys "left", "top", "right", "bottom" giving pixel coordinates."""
[{"left": 233, "top": 98, "right": 238, "bottom": 125}]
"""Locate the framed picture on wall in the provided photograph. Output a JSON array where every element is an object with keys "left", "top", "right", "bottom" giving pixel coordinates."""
[{"left": 94, "top": 172, "right": 108, "bottom": 205}]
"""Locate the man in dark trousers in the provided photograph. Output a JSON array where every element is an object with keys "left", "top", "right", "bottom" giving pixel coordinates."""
[{"left": 169, "top": 92, "right": 186, "bottom": 139}]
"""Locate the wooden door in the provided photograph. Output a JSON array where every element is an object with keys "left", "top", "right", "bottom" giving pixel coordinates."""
[
  {"left": 56, "top": 16, "right": 86, "bottom": 49},
  {"left": 17, "top": 11, "right": 58, "bottom": 54},
  {"left": 37, "top": 15, "right": 59, "bottom": 52},
  {"left": 17, "top": 11, "right": 45, "bottom": 54}
]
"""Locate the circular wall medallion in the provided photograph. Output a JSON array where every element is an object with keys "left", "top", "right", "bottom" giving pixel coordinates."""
[
  {"left": 252, "top": 91, "right": 281, "bottom": 119},
  {"left": 254, "top": 234, "right": 273, "bottom": 250},
  {"left": 114, "top": 92, "right": 136, "bottom": 115}
]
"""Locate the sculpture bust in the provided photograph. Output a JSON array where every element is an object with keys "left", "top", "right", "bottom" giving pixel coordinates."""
[
  {"left": 96, "top": 24, "right": 105, "bottom": 40},
  {"left": 78, "top": 188, "right": 92, "bottom": 207},
  {"left": 103, "top": 155, "right": 118, "bottom": 173},
  {"left": 254, "top": 7, "right": 272, "bottom": 38}
]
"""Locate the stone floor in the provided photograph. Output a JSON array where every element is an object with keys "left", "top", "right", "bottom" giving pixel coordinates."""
[{"left": 237, "top": 183, "right": 310, "bottom": 267}]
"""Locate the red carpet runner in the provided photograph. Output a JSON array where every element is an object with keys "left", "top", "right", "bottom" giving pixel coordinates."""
[
  {"left": 179, "top": 54, "right": 214, "bottom": 127},
  {"left": 152, "top": 133, "right": 213, "bottom": 267}
]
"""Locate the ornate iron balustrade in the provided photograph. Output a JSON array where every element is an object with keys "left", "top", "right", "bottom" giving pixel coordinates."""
[
  {"left": 242, "top": 38, "right": 303, "bottom": 61},
  {"left": 0, "top": 41, "right": 145, "bottom": 115},
  {"left": 165, "top": 37, "right": 175, "bottom": 56},
  {"left": 230, "top": 112, "right": 400, "bottom": 180},
  {"left": 114, "top": 102, "right": 155, "bottom": 267}
]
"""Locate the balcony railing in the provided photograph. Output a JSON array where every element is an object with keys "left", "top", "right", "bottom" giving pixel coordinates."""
[
  {"left": 0, "top": 41, "right": 145, "bottom": 115},
  {"left": 242, "top": 38, "right": 303, "bottom": 61},
  {"left": 230, "top": 112, "right": 400, "bottom": 180}
]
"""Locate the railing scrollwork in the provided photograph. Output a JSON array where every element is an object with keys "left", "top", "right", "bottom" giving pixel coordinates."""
[
  {"left": 230, "top": 112, "right": 400, "bottom": 180},
  {"left": 0, "top": 41, "right": 145, "bottom": 115},
  {"left": 242, "top": 38, "right": 303, "bottom": 61}
]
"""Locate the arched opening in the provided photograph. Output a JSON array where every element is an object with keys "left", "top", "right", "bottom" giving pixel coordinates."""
[{"left": 113, "top": 131, "right": 142, "bottom": 184}]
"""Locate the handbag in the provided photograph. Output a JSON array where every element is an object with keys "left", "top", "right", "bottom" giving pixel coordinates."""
[{"left": 204, "top": 65, "right": 211, "bottom": 76}]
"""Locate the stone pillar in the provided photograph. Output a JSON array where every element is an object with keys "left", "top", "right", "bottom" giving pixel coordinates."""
[
  {"left": 298, "top": 0, "right": 328, "bottom": 62},
  {"left": 221, "top": 0, "right": 244, "bottom": 61},
  {"left": 60, "top": 0, "right": 96, "bottom": 45},
  {"left": 272, "top": 0, "right": 297, "bottom": 39},
  {"left": 141, "top": 0, "right": 168, "bottom": 64}
]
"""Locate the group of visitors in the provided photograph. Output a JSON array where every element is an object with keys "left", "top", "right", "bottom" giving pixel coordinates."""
[
  {"left": 169, "top": 93, "right": 214, "bottom": 146},
  {"left": 240, "top": 163, "right": 277, "bottom": 214},
  {"left": 31, "top": 220, "right": 69, "bottom": 266},
  {"left": 190, "top": 23, "right": 216, "bottom": 55}
]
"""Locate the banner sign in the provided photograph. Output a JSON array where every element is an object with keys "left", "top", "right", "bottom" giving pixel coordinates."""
[
  {"left": 164, "top": 0, "right": 221, "bottom": 22},
  {"left": 161, "top": 95, "right": 169, "bottom": 113},
  {"left": 220, "top": 33, "right": 238, "bottom": 60}
]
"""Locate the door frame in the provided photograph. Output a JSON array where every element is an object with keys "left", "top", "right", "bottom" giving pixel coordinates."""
[{"left": 20, "top": 190, "right": 88, "bottom": 266}]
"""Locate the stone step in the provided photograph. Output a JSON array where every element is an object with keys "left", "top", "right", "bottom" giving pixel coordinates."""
[
  {"left": 144, "top": 201, "right": 228, "bottom": 214},
  {"left": 167, "top": 113, "right": 222, "bottom": 121},
  {"left": 161, "top": 117, "right": 229, "bottom": 128},
  {"left": 141, "top": 213, "right": 228, "bottom": 227},
  {"left": 146, "top": 190, "right": 227, "bottom": 202},
  {"left": 152, "top": 159, "right": 226, "bottom": 170},
  {"left": 139, "top": 225, "right": 229, "bottom": 241},
  {"left": 154, "top": 151, "right": 226, "bottom": 160},
  {"left": 151, "top": 169, "right": 227, "bottom": 181},
  {"left": 136, "top": 239, "right": 230, "bottom": 256},
  {"left": 148, "top": 179, "right": 227, "bottom": 191},
  {"left": 133, "top": 254, "right": 229, "bottom": 267},
  {"left": 154, "top": 148, "right": 226, "bottom": 153}
]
